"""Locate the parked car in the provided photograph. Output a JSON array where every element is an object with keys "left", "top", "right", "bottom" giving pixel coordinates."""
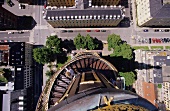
[
  {"left": 4, "top": 40, "right": 8, "bottom": 42},
  {"left": 0, "top": 40, "right": 4, "bottom": 43},
  {"left": 7, "top": 40, "right": 14, "bottom": 42},
  {"left": 165, "top": 29, "right": 169, "bottom": 32},
  {"left": 19, "top": 4, "right": 25, "bottom": 9},
  {"left": 8, "top": 32, "right": 14, "bottom": 34},
  {"left": 154, "top": 29, "right": 159, "bottom": 32},
  {"left": 18, "top": 31, "right": 24, "bottom": 34},
  {"left": 143, "top": 29, "right": 148, "bottom": 32},
  {"left": 101, "top": 30, "right": 106, "bottom": 32},
  {"left": 149, "top": 38, "right": 151, "bottom": 44},
  {"left": 61, "top": 30, "right": 67, "bottom": 33},
  {"left": 86, "top": 30, "right": 91, "bottom": 32},
  {"left": 159, "top": 29, "right": 164, "bottom": 32},
  {"left": 67, "top": 30, "right": 73, "bottom": 33},
  {"left": 95, "top": 30, "right": 100, "bottom": 32},
  {"left": 8, "top": 1, "right": 14, "bottom": 7}
]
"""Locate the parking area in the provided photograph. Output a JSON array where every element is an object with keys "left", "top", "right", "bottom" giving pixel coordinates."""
[
  {"left": 143, "top": 29, "right": 170, "bottom": 33},
  {"left": 134, "top": 37, "right": 170, "bottom": 44},
  {"left": 2, "top": 0, "right": 33, "bottom": 16}
]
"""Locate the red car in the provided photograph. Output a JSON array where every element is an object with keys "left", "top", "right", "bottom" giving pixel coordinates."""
[
  {"left": 95, "top": 30, "right": 100, "bottom": 32},
  {"left": 86, "top": 30, "right": 91, "bottom": 32}
]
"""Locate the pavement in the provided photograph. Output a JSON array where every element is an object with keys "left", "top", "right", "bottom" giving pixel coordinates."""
[{"left": 0, "top": 32, "right": 30, "bottom": 42}]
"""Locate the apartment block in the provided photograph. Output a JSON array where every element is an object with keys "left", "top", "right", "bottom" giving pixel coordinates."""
[
  {"left": 0, "top": 42, "right": 34, "bottom": 111},
  {"left": 134, "top": 50, "right": 170, "bottom": 110},
  {"left": 0, "top": 6, "right": 18, "bottom": 30},
  {"left": 162, "top": 82, "right": 170, "bottom": 110},
  {"left": 92, "top": 0, "right": 120, "bottom": 6},
  {"left": 44, "top": 0, "right": 125, "bottom": 28},
  {"left": 18, "top": 0, "right": 33, "bottom": 4},
  {"left": 47, "top": 0, "right": 75, "bottom": 7},
  {"left": 136, "top": 0, "right": 170, "bottom": 26}
]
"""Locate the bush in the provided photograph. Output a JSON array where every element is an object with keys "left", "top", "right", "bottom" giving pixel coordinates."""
[{"left": 158, "top": 84, "right": 162, "bottom": 88}]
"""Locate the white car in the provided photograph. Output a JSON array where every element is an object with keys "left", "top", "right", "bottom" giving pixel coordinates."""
[{"left": 8, "top": 32, "right": 14, "bottom": 34}]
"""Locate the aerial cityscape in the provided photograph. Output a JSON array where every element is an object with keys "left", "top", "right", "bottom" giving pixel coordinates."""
[{"left": 0, "top": 0, "right": 169, "bottom": 111}]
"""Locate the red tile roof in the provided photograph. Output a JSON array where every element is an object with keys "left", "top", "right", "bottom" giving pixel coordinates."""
[
  {"left": 142, "top": 82, "right": 157, "bottom": 107},
  {"left": 0, "top": 45, "right": 9, "bottom": 51}
]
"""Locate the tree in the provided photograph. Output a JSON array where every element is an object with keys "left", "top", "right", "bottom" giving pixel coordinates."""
[
  {"left": 33, "top": 47, "right": 52, "bottom": 64},
  {"left": 120, "top": 43, "right": 133, "bottom": 60},
  {"left": 119, "top": 72, "right": 136, "bottom": 86},
  {"left": 107, "top": 34, "right": 122, "bottom": 50},
  {"left": 110, "top": 45, "right": 122, "bottom": 57},
  {"left": 111, "top": 43, "right": 133, "bottom": 60},
  {"left": 86, "top": 34, "right": 98, "bottom": 50},
  {"left": 73, "top": 33, "right": 86, "bottom": 50},
  {"left": 45, "top": 70, "right": 54, "bottom": 77},
  {"left": 46, "top": 35, "right": 62, "bottom": 53}
]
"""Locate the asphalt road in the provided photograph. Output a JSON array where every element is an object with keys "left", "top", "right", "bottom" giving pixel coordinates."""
[{"left": 0, "top": 32, "right": 30, "bottom": 42}]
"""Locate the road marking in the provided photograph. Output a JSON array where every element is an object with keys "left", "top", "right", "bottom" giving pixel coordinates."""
[{"left": 4, "top": 37, "right": 7, "bottom": 38}]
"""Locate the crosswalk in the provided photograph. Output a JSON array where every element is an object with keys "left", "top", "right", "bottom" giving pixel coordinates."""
[{"left": 34, "top": 25, "right": 49, "bottom": 29}]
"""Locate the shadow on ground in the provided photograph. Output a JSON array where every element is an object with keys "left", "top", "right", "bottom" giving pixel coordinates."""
[
  {"left": 17, "top": 16, "right": 37, "bottom": 30},
  {"left": 102, "top": 56, "right": 161, "bottom": 72}
]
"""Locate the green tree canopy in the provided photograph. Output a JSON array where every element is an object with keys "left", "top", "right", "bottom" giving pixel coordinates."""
[
  {"left": 111, "top": 43, "right": 133, "bottom": 60},
  {"left": 33, "top": 47, "right": 52, "bottom": 64},
  {"left": 45, "top": 70, "right": 54, "bottom": 77},
  {"left": 86, "top": 34, "right": 98, "bottom": 50},
  {"left": 119, "top": 72, "right": 136, "bottom": 86},
  {"left": 46, "top": 35, "right": 62, "bottom": 53},
  {"left": 107, "top": 34, "right": 122, "bottom": 50},
  {"left": 73, "top": 33, "right": 86, "bottom": 50},
  {"left": 120, "top": 43, "right": 133, "bottom": 60},
  {"left": 74, "top": 34, "right": 98, "bottom": 50}
]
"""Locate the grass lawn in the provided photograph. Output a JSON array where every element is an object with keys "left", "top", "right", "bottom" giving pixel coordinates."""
[
  {"left": 151, "top": 46, "right": 163, "bottom": 50},
  {"left": 133, "top": 46, "right": 149, "bottom": 50},
  {"left": 57, "top": 56, "right": 71, "bottom": 69},
  {"left": 165, "top": 46, "right": 170, "bottom": 50}
]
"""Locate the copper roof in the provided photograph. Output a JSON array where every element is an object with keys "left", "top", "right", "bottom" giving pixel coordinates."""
[{"left": 0, "top": 45, "right": 9, "bottom": 51}]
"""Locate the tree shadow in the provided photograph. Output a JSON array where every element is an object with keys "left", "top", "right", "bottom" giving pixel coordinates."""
[
  {"left": 62, "top": 39, "right": 76, "bottom": 53},
  {"left": 17, "top": 16, "right": 37, "bottom": 30},
  {"left": 94, "top": 37, "right": 103, "bottom": 50}
]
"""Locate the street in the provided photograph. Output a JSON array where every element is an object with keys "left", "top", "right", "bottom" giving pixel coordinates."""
[{"left": 0, "top": 32, "right": 30, "bottom": 42}]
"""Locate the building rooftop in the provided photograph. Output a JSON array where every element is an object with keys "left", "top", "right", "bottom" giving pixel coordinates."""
[
  {"left": 142, "top": 82, "right": 157, "bottom": 107},
  {"left": 14, "top": 66, "right": 24, "bottom": 90},
  {"left": 150, "top": 0, "right": 170, "bottom": 18},
  {"left": 10, "top": 89, "right": 26, "bottom": 111},
  {"left": 162, "top": 66, "right": 170, "bottom": 82},
  {"left": 2, "top": 92, "right": 10, "bottom": 111},
  {"left": 153, "top": 56, "right": 170, "bottom": 83},
  {"left": 45, "top": 8, "right": 123, "bottom": 20},
  {"left": 9, "top": 42, "right": 25, "bottom": 66},
  {"left": 0, "top": 45, "right": 9, "bottom": 50},
  {"left": 44, "top": 0, "right": 124, "bottom": 20}
]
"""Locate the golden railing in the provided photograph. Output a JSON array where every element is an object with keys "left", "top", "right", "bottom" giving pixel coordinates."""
[{"left": 36, "top": 52, "right": 118, "bottom": 111}]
